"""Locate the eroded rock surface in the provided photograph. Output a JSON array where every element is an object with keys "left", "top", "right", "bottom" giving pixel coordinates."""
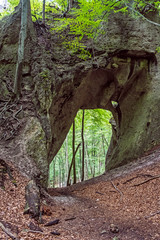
[{"left": 0, "top": 7, "right": 160, "bottom": 185}]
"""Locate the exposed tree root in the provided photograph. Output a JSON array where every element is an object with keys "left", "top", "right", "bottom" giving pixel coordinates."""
[
  {"left": 123, "top": 174, "right": 154, "bottom": 184},
  {"left": 132, "top": 175, "right": 160, "bottom": 187}
]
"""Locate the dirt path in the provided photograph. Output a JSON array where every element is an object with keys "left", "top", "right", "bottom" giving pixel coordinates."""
[{"left": 0, "top": 147, "right": 160, "bottom": 239}]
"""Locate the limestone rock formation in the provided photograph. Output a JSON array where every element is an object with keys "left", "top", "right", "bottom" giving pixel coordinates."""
[{"left": 0, "top": 5, "right": 160, "bottom": 186}]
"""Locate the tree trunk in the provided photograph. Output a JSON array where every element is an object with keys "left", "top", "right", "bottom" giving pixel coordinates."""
[
  {"left": 81, "top": 110, "right": 85, "bottom": 181},
  {"left": 72, "top": 120, "right": 76, "bottom": 184},
  {"left": 24, "top": 180, "right": 40, "bottom": 219},
  {"left": 85, "top": 153, "right": 88, "bottom": 179},
  {"left": 53, "top": 160, "right": 56, "bottom": 187},
  {"left": 67, "top": 143, "right": 81, "bottom": 186},
  {"left": 67, "top": 0, "right": 74, "bottom": 12},
  {"left": 65, "top": 135, "right": 69, "bottom": 183},
  {"left": 58, "top": 158, "right": 61, "bottom": 187},
  {"left": 14, "top": 0, "right": 31, "bottom": 98},
  {"left": 79, "top": 148, "right": 82, "bottom": 177},
  {"left": 42, "top": 0, "right": 46, "bottom": 24},
  {"left": 69, "top": 0, "right": 73, "bottom": 10},
  {"left": 85, "top": 142, "right": 90, "bottom": 177}
]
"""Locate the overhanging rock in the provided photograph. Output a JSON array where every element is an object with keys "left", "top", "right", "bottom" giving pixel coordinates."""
[{"left": 0, "top": 8, "right": 160, "bottom": 185}]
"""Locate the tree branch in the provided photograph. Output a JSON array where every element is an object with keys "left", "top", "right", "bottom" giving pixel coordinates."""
[
  {"left": 110, "top": 180, "right": 123, "bottom": 201},
  {"left": 14, "top": 0, "right": 31, "bottom": 98},
  {"left": 145, "top": 210, "right": 160, "bottom": 219},
  {"left": 0, "top": 221, "right": 19, "bottom": 240},
  {"left": 126, "top": 4, "right": 160, "bottom": 27}
]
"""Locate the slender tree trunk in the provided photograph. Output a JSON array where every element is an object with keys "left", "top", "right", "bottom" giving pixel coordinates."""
[
  {"left": 63, "top": 147, "right": 66, "bottom": 186},
  {"left": 81, "top": 110, "right": 85, "bottom": 181},
  {"left": 42, "top": 0, "right": 46, "bottom": 24},
  {"left": 60, "top": 149, "right": 65, "bottom": 187},
  {"left": 85, "top": 141, "right": 90, "bottom": 177},
  {"left": 85, "top": 141, "right": 93, "bottom": 176},
  {"left": 69, "top": 0, "right": 73, "bottom": 10},
  {"left": 93, "top": 149, "right": 96, "bottom": 177},
  {"left": 89, "top": 159, "right": 93, "bottom": 176},
  {"left": 67, "top": 143, "right": 81, "bottom": 186},
  {"left": 67, "top": 0, "right": 74, "bottom": 12},
  {"left": 61, "top": 167, "right": 63, "bottom": 187},
  {"left": 53, "top": 160, "right": 56, "bottom": 187},
  {"left": 102, "top": 134, "right": 109, "bottom": 146},
  {"left": 101, "top": 135, "right": 106, "bottom": 156},
  {"left": 72, "top": 120, "right": 76, "bottom": 184},
  {"left": 98, "top": 150, "right": 101, "bottom": 174},
  {"left": 14, "top": 0, "right": 31, "bottom": 98},
  {"left": 85, "top": 137, "right": 88, "bottom": 179},
  {"left": 91, "top": 139, "right": 95, "bottom": 178},
  {"left": 77, "top": 164, "right": 81, "bottom": 182},
  {"left": 85, "top": 155, "right": 88, "bottom": 180},
  {"left": 58, "top": 158, "right": 61, "bottom": 187},
  {"left": 65, "top": 135, "right": 69, "bottom": 183},
  {"left": 79, "top": 148, "right": 82, "bottom": 176}
]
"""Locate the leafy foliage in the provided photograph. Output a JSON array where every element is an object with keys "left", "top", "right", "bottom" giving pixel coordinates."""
[
  {"left": 51, "top": 0, "right": 128, "bottom": 59},
  {"left": 31, "top": 0, "right": 43, "bottom": 21},
  {"left": 50, "top": 0, "right": 160, "bottom": 59},
  {"left": 156, "top": 46, "right": 160, "bottom": 53}
]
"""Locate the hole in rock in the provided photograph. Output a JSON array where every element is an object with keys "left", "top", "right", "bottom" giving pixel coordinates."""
[{"left": 49, "top": 109, "right": 112, "bottom": 188}]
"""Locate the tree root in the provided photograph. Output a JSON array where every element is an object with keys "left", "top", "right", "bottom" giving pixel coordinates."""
[
  {"left": 0, "top": 100, "right": 22, "bottom": 140},
  {"left": 132, "top": 175, "right": 160, "bottom": 187},
  {"left": 123, "top": 174, "right": 154, "bottom": 184}
]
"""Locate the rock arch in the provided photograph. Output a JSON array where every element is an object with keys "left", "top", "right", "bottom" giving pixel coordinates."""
[
  {"left": 0, "top": 6, "right": 160, "bottom": 187},
  {"left": 48, "top": 50, "right": 159, "bottom": 173}
]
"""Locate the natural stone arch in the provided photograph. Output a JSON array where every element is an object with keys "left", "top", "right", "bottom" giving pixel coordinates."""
[
  {"left": 0, "top": 5, "right": 160, "bottom": 188},
  {"left": 48, "top": 50, "right": 158, "bottom": 173}
]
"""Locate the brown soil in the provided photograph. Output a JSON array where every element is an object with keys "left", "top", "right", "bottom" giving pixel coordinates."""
[{"left": 0, "top": 147, "right": 160, "bottom": 240}]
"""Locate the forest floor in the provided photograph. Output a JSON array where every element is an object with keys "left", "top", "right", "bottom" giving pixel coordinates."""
[{"left": 0, "top": 146, "right": 160, "bottom": 240}]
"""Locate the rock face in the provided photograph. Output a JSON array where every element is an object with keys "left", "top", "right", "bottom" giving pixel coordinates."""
[{"left": 0, "top": 7, "right": 160, "bottom": 186}]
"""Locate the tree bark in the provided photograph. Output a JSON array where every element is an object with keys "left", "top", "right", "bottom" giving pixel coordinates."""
[
  {"left": 14, "top": 0, "right": 31, "bottom": 98},
  {"left": 72, "top": 120, "right": 76, "bottom": 184},
  {"left": 81, "top": 110, "right": 85, "bottom": 181},
  {"left": 65, "top": 135, "right": 69, "bottom": 183},
  {"left": 67, "top": 143, "right": 81, "bottom": 186},
  {"left": 42, "top": 0, "right": 46, "bottom": 24},
  {"left": 67, "top": 0, "right": 74, "bottom": 12},
  {"left": 24, "top": 180, "right": 40, "bottom": 219}
]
